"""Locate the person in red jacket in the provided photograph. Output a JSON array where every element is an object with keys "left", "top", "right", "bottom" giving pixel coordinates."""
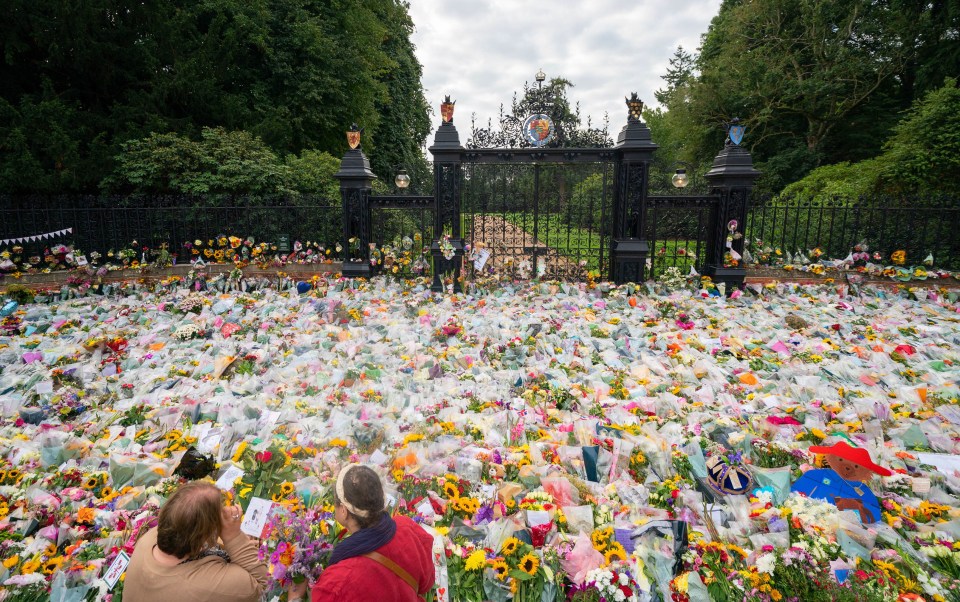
[{"left": 288, "top": 464, "right": 435, "bottom": 602}]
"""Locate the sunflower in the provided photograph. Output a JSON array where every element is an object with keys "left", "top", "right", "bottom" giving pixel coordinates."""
[
  {"left": 5, "top": 469, "right": 20, "bottom": 482},
  {"left": 519, "top": 552, "right": 540, "bottom": 576},
  {"left": 501, "top": 537, "right": 521, "bottom": 556},
  {"left": 42, "top": 556, "right": 64, "bottom": 575},
  {"left": 98, "top": 486, "right": 114, "bottom": 499},
  {"left": 464, "top": 550, "right": 486, "bottom": 572},
  {"left": 280, "top": 482, "right": 295, "bottom": 496},
  {"left": 491, "top": 558, "right": 509, "bottom": 581},
  {"left": 20, "top": 559, "right": 40, "bottom": 575},
  {"left": 442, "top": 482, "right": 460, "bottom": 500},
  {"left": 82, "top": 477, "right": 99, "bottom": 490},
  {"left": 604, "top": 543, "right": 627, "bottom": 565},
  {"left": 591, "top": 529, "right": 609, "bottom": 552}
]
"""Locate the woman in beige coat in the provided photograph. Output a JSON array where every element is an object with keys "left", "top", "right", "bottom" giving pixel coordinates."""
[{"left": 124, "top": 481, "right": 268, "bottom": 601}]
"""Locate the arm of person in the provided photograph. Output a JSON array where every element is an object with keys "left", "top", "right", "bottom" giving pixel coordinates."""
[
  {"left": 288, "top": 580, "right": 309, "bottom": 602},
  {"left": 194, "top": 505, "right": 270, "bottom": 601}
]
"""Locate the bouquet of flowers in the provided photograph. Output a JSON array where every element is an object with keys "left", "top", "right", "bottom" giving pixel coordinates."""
[
  {"left": 445, "top": 540, "right": 487, "bottom": 602},
  {"left": 484, "top": 536, "right": 558, "bottom": 602},
  {"left": 750, "top": 440, "right": 798, "bottom": 469},
  {"left": 259, "top": 506, "right": 338, "bottom": 593},
  {"left": 569, "top": 563, "right": 645, "bottom": 602},
  {"left": 230, "top": 444, "right": 299, "bottom": 510}
]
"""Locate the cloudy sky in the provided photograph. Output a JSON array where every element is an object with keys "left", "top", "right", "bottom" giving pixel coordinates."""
[{"left": 408, "top": 0, "right": 722, "bottom": 146}]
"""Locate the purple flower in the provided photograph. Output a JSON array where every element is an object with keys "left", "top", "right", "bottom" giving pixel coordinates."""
[{"left": 473, "top": 504, "right": 494, "bottom": 525}]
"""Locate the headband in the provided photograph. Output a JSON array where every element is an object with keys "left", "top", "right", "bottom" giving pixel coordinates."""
[{"left": 335, "top": 463, "right": 369, "bottom": 518}]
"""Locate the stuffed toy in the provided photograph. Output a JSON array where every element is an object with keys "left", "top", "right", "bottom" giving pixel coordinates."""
[{"left": 791, "top": 440, "right": 891, "bottom": 523}]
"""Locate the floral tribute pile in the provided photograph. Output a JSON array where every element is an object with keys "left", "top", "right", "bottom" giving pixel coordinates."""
[{"left": 0, "top": 275, "right": 959, "bottom": 601}]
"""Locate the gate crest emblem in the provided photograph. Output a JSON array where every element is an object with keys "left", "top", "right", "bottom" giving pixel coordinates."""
[
  {"left": 523, "top": 114, "right": 555, "bottom": 147},
  {"left": 727, "top": 119, "right": 745, "bottom": 146}
]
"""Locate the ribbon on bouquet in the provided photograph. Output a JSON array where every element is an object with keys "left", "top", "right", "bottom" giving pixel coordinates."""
[{"left": 1, "top": 228, "right": 73, "bottom": 246}]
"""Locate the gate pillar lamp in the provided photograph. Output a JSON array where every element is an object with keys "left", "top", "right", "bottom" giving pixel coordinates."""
[
  {"left": 394, "top": 169, "right": 411, "bottom": 192},
  {"left": 671, "top": 169, "right": 689, "bottom": 189}
]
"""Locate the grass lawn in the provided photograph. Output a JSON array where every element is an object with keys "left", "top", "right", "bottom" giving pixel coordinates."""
[{"left": 485, "top": 212, "right": 700, "bottom": 277}]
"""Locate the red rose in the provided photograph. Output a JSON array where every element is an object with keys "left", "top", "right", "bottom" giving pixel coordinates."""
[
  {"left": 894, "top": 344, "right": 916, "bottom": 356},
  {"left": 255, "top": 451, "right": 273, "bottom": 463}
]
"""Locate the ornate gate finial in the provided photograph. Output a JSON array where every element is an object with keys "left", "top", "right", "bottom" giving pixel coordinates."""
[
  {"left": 626, "top": 93, "right": 644, "bottom": 122},
  {"left": 441, "top": 96, "right": 456, "bottom": 123}
]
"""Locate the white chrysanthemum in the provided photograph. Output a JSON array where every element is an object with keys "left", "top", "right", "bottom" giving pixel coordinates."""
[{"left": 756, "top": 553, "right": 776, "bottom": 574}]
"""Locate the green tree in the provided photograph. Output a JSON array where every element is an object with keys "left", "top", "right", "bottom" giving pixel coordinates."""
[
  {"left": 780, "top": 78, "right": 960, "bottom": 200},
  {"left": 882, "top": 78, "right": 960, "bottom": 196},
  {"left": 652, "top": 0, "right": 958, "bottom": 194},
  {"left": 102, "top": 127, "right": 292, "bottom": 196},
  {"left": 654, "top": 46, "right": 696, "bottom": 107},
  {"left": 367, "top": 0, "right": 432, "bottom": 191},
  {"left": 285, "top": 149, "right": 342, "bottom": 199},
  {"left": 104, "top": 127, "right": 345, "bottom": 197},
  {"left": 0, "top": 0, "right": 429, "bottom": 193}
]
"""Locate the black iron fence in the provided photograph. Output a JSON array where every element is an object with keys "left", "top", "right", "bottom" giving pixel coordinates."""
[
  {"left": 3, "top": 194, "right": 959, "bottom": 273},
  {"left": 0, "top": 195, "right": 341, "bottom": 259},
  {"left": 745, "top": 194, "right": 960, "bottom": 269},
  {"left": 368, "top": 195, "right": 434, "bottom": 253},
  {"left": 644, "top": 195, "right": 715, "bottom": 278}
]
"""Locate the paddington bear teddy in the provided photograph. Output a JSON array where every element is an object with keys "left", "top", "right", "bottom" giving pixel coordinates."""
[{"left": 791, "top": 440, "right": 891, "bottom": 524}]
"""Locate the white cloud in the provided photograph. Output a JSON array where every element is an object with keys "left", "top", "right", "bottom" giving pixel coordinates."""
[{"left": 408, "top": 0, "right": 721, "bottom": 148}]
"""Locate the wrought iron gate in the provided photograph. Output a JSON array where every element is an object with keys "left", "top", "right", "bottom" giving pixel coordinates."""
[
  {"left": 336, "top": 75, "right": 761, "bottom": 290},
  {"left": 461, "top": 159, "right": 615, "bottom": 279}
]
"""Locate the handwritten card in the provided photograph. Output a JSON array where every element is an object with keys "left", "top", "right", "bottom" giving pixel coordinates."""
[
  {"left": 240, "top": 497, "right": 274, "bottom": 538},
  {"left": 103, "top": 551, "right": 130, "bottom": 590},
  {"left": 473, "top": 248, "right": 491, "bottom": 270},
  {"left": 215, "top": 465, "right": 244, "bottom": 491}
]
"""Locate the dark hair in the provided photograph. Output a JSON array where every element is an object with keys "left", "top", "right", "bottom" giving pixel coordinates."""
[
  {"left": 156, "top": 481, "right": 221, "bottom": 559},
  {"left": 336, "top": 465, "right": 386, "bottom": 529}
]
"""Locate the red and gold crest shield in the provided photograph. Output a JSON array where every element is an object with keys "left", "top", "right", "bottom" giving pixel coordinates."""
[
  {"left": 346, "top": 130, "right": 361, "bottom": 150},
  {"left": 440, "top": 99, "right": 455, "bottom": 123}
]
